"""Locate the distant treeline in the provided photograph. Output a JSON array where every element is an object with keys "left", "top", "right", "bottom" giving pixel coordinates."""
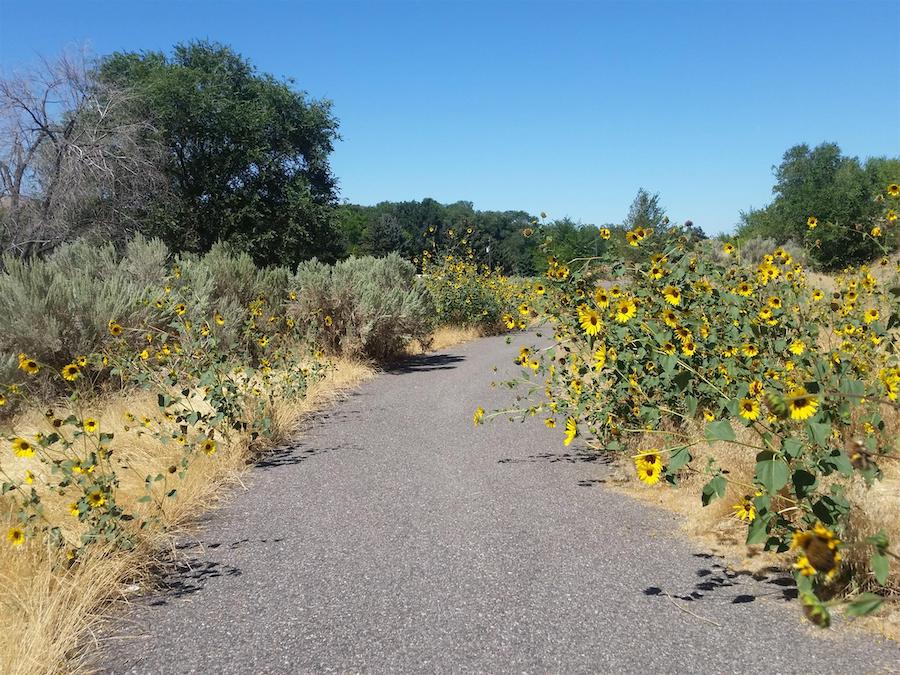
[{"left": 1, "top": 40, "right": 895, "bottom": 272}]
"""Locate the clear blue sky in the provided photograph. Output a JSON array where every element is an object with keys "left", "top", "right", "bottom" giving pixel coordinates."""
[{"left": 2, "top": 0, "right": 898, "bottom": 234}]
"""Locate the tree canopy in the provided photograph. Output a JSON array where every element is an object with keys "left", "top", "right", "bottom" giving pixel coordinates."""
[
  {"left": 737, "top": 143, "right": 898, "bottom": 268},
  {"left": 97, "top": 41, "right": 341, "bottom": 266}
]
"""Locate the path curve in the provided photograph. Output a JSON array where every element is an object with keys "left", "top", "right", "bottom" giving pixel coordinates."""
[{"left": 100, "top": 334, "right": 898, "bottom": 673}]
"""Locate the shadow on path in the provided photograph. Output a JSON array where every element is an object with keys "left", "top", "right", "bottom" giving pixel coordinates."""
[
  {"left": 642, "top": 554, "right": 797, "bottom": 608},
  {"left": 386, "top": 353, "right": 465, "bottom": 374}
]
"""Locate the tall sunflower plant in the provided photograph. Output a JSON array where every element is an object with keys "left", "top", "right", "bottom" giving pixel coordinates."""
[{"left": 477, "top": 193, "right": 900, "bottom": 627}]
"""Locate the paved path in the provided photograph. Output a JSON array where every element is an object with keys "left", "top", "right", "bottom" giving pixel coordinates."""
[{"left": 100, "top": 334, "right": 898, "bottom": 673}]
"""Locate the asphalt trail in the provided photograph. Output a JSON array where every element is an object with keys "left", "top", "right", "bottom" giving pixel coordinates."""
[{"left": 100, "top": 334, "right": 898, "bottom": 673}]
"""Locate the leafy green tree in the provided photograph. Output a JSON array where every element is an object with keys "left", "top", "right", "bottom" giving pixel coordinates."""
[
  {"left": 738, "top": 143, "right": 896, "bottom": 268},
  {"left": 624, "top": 188, "right": 667, "bottom": 232},
  {"left": 97, "top": 41, "right": 341, "bottom": 266},
  {"left": 538, "top": 218, "right": 605, "bottom": 270}
]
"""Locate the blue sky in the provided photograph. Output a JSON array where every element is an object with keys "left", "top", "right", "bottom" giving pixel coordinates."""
[{"left": 1, "top": 0, "right": 898, "bottom": 234}]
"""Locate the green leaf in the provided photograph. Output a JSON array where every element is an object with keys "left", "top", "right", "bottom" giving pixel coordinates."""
[
  {"left": 807, "top": 421, "right": 831, "bottom": 447},
  {"left": 824, "top": 449, "right": 853, "bottom": 477},
  {"left": 791, "top": 469, "right": 817, "bottom": 498},
  {"left": 701, "top": 475, "right": 727, "bottom": 506},
  {"left": 705, "top": 420, "right": 736, "bottom": 443},
  {"left": 844, "top": 593, "right": 883, "bottom": 617},
  {"left": 673, "top": 370, "right": 691, "bottom": 391},
  {"left": 668, "top": 446, "right": 692, "bottom": 472},
  {"left": 871, "top": 553, "right": 889, "bottom": 585},
  {"left": 746, "top": 514, "right": 771, "bottom": 545},
  {"left": 781, "top": 438, "right": 803, "bottom": 459},
  {"left": 755, "top": 457, "right": 789, "bottom": 493},
  {"left": 866, "top": 530, "right": 889, "bottom": 551}
]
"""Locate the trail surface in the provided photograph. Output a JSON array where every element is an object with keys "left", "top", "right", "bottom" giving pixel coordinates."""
[{"left": 101, "top": 334, "right": 898, "bottom": 673}]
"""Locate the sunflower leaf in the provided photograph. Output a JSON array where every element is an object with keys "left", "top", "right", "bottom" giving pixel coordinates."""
[
  {"left": 668, "top": 446, "right": 692, "bottom": 471},
  {"left": 806, "top": 421, "right": 831, "bottom": 448},
  {"left": 844, "top": 593, "right": 883, "bottom": 617},
  {"left": 705, "top": 420, "right": 736, "bottom": 443},
  {"left": 755, "top": 458, "right": 789, "bottom": 493},
  {"left": 871, "top": 553, "right": 889, "bottom": 585}
]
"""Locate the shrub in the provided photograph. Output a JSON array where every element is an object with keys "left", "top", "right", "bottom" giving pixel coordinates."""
[{"left": 294, "top": 253, "right": 435, "bottom": 360}]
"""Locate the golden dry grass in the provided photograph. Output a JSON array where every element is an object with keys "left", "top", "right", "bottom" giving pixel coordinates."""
[
  {"left": 406, "top": 325, "right": 485, "bottom": 355},
  {"left": 0, "top": 358, "right": 374, "bottom": 674}
]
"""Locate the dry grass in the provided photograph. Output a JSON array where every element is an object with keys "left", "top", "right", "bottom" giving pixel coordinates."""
[
  {"left": 612, "top": 412, "right": 900, "bottom": 640},
  {"left": 0, "top": 358, "right": 374, "bottom": 674},
  {"left": 406, "top": 325, "right": 486, "bottom": 355}
]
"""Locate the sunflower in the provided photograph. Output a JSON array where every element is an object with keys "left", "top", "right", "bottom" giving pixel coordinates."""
[
  {"left": 18, "top": 357, "right": 39, "bottom": 375},
  {"left": 871, "top": 226, "right": 882, "bottom": 237},
  {"left": 69, "top": 502, "right": 81, "bottom": 517},
  {"left": 594, "top": 288, "right": 610, "bottom": 308},
  {"left": 792, "top": 523, "right": 841, "bottom": 579},
  {"left": 635, "top": 449, "right": 662, "bottom": 471},
  {"left": 608, "top": 285, "right": 623, "bottom": 298},
  {"left": 742, "top": 343, "right": 759, "bottom": 358},
  {"left": 863, "top": 308, "right": 880, "bottom": 324},
  {"left": 662, "top": 286, "right": 681, "bottom": 306},
  {"left": 733, "top": 497, "right": 756, "bottom": 522},
  {"left": 201, "top": 439, "right": 218, "bottom": 455},
  {"left": 811, "top": 289, "right": 824, "bottom": 301},
  {"left": 563, "top": 417, "right": 577, "bottom": 446},
  {"left": 636, "top": 462, "right": 662, "bottom": 485},
  {"left": 722, "top": 243, "right": 735, "bottom": 256},
  {"left": 788, "top": 340, "right": 805, "bottom": 356},
  {"left": 748, "top": 380, "right": 764, "bottom": 397},
  {"left": 544, "top": 418, "right": 556, "bottom": 428},
  {"left": 648, "top": 266, "right": 665, "bottom": 280},
  {"left": 787, "top": 387, "right": 818, "bottom": 421},
  {"left": 534, "top": 282, "right": 546, "bottom": 295},
  {"left": 614, "top": 298, "right": 637, "bottom": 324},
  {"left": 214, "top": 311, "right": 225, "bottom": 326},
  {"left": 674, "top": 326, "right": 692, "bottom": 343},
  {"left": 593, "top": 344, "right": 606, "bottom": 370},
  {"left": 11, "top": 437, "right": 34, "bottom": 458},
  {"left": 661, "top": 341, "right": 677, "bottom": 356},
  {"left": 6, "top": 527, "right": 25, "bottom": 547},
  {"left": 681, "top": 340, "right": 697, "bottom": 357},
  {"left": 807, "top": 216, "right": 818, "bottom": 229},
  {"left": 61, "top": 363, "right": 81, "bottom": 381},
  {"left": 324, "top": 315, "right": 334, "bottom": 327},
  {"left": 579, "top": 308, "right": 603, "bottom": 336},
  {"left": 738, "top": 398, "right": 760, "bottom": 421},
  {"left": 735, "top": 281, "right": 753, "bottom": 297},
  {"left": 174, "top": 303, "right": 187, "bottom": 316},
  {"left": 87, "top": 491, "right": 105, "bottom": 509},
  {"left": 888, "top": 183, "right": 900, "bottom": 197},
  {"left": 76, "top": 355, "right": 87, "bottom": 367},
  {"left": 108, "top": 321, "right": 123, "bottom": 337},
  {"left": 662, "top": 310, "right": 678, "bottom": 328},
  {"left": 258, "top": 336, "right": 270, "bottom": 347},
  {"left": 702, "top": 408, "right": 715, "bottom": 422},
  {"left": 887, "top": 210, "right": 898, "bottom": 222},
  {"left": 83, "top": 418, "right": 99, "bottom": 434},
  {"left": 767, "top": 296, "right": 782, "bottom": 309},
  {"left": 599, "top": 227, "right": 611, "bottom": 240}
]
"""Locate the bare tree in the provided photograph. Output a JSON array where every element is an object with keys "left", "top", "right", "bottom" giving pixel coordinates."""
[{"left": 0, "top": 47, "right": 167, "bottom": 257}]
